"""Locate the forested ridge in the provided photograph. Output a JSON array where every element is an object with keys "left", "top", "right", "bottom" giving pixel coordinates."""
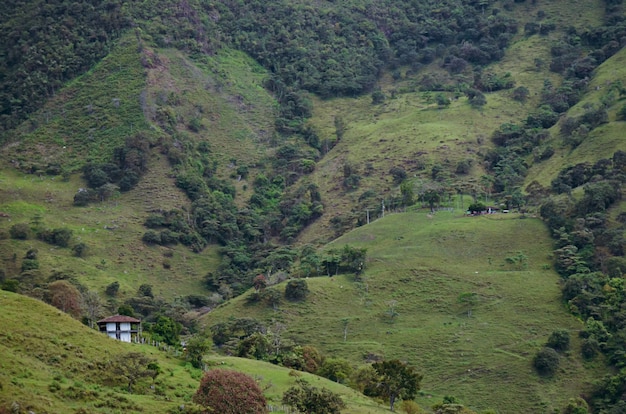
[
  {"left": 1, "top": 0, "right": 519, "bottom": 133},
  {"left": 1, "top": 0, "right": 626, "bottom": 412}
]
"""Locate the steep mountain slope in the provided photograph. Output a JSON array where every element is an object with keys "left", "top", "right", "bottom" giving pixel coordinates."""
[{"left": 0, "top": 0, "right": 624, "bottom": 412}]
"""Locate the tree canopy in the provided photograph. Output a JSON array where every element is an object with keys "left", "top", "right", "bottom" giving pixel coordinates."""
[
  {"left": 193, "top": 369, "right": 268, "bottom": 414},
  {"left": 367, "top": 359, "right": 423, "bottom": 411}
]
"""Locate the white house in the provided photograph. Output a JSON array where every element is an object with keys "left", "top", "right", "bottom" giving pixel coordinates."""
[{"left": 97, "top": 315, "right": 141, "bottom": 343}]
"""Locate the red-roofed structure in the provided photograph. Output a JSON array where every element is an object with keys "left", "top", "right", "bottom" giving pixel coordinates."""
[{"left": 97, "top": 315, "right": 141, "bottom": 342}]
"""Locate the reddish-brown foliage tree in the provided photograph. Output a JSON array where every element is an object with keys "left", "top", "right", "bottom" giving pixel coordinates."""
[
  {"left": 47, "top": 280, "right": 82, "bottom": 317},
  {"left": 193, "top": 369, "right": 268, "bottom": 414}
]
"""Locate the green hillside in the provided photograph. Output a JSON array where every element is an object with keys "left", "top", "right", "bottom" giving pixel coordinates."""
[
  {"left": 200, "top": 211, "right": 603, "bottom": 412},
  {"left": 0, "top": 290, "right": 391, "bottom": 413},
  {"left": 0, "top": 0, "right": 625, "bottom": 412}
]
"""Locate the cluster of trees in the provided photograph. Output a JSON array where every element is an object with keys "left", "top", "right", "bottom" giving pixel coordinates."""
[
  {"left": 0, "top": 0, "right": 129, "bottom": 132},
  {"left": 207, "top": 315, "right": 423, "bottom": 411},
  {"left": 539, "top": 151, "right": 625, "bottom": 411},
  {"left": 193, "top": 369, "right": 349, "bottom": 414},
  {"left": 73, "top": 132, "right": 151, "bottom": 206}
]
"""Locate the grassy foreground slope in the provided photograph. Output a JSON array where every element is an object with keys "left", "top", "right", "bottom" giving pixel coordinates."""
[
  {"left": 0, "top": 290, "right": 201, "bottom": 413},
  {"left": 0, "top": 290, "right": 390, "bottom": 413},
  {"left": 202, "top": 211, "right": 602, "bottom": 413}
]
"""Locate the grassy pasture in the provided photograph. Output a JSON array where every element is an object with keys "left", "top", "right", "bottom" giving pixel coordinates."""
[
  {"left": 202, "top": 211, "right": 601, "bottom": 413},
  {"left": 0, "top": 158, "right": 218, "bottom": 299},
  {"left": 2, "top": 34, "right": 150, "bottom": 173}
]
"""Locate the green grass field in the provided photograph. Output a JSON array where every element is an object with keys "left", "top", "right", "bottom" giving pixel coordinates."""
[{"left": 202, "top": 211, "right": 603, "bottom": 413}]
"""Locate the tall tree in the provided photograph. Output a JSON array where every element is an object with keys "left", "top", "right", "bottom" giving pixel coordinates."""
[
  {"left": 81, "top": 290, "right": 102, "bottom": 329},
  {"left": 370, "top": 359, "right": 422, "bottom": 412}
]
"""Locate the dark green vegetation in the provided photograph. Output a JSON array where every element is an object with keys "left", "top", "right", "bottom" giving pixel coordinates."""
[{"left": 1, "top": 0, "right": 625, "bottom": 412}]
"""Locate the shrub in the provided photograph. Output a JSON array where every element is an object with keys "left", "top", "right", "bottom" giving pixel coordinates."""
[
  {"left": 399, "top": 400, "right": 422, "bottom": 414},
  {"left": 9, "top": 223, "right": 30, "bottom": 240},
  {"left": 317, "top": 358, "right": 353, "bottom": 384},
  {"left": 73, "top": 188, "right": 96, "bottom": 206},
  {"left": 455, "top": 160, "right": 471, "bottom": 175},
  {"left": 389, "top": 166, "right": 408, "bottom": 184},
  {"left": 581, "top": 337, "right": 600, "bottom": 359},
  {"left": 1, "top": 279, "right": 19, "bottom": 292},
  {"left": 138, "top": 284, "right": 154, "bottom": 298},
  {"left": 105, "top": 281, "right": 120, "bottom": 297},
  {"left": 158, "top": 230, "right": 179, "bottom": 245},
  {"left": 21, "top": 259, "right": 39, "bottom": 272},
  {"left": 371, "top": 90, "right": 386, "bottom": 104},
  {"left": 467, "top": 202, "right": 486, "bottom": 213},
  {"left": 142, "top": 231, "right": 161, "bottom": 244},
  {"left": 533, "top": 347, "right": 560, "bottom": 376},
  {"left": 72, "top": 243, "right": 88, "bottom": 257},
  {"left": 193, "top": 370, "right": 267, "bottom": 414},
  {"left": 285, "top": 279, "right": 309, "bottom": 301},
  {"left": 546, "top": 329, "right": 570, "bottom": 351},
  {"left": 282, "top": 379, "right": 345, "bottom": 414},
  {"left": 38, "top": 228, "right": 73, "bottom": 247}
]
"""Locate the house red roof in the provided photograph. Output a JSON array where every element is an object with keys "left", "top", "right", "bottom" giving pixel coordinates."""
[{"left": 97, "top": 315, "right": 141, "bottom": 323}]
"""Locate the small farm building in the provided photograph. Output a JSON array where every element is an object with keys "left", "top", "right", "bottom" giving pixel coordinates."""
[{"left": 97, "top": 315, "right": 141, "bottom": 343}]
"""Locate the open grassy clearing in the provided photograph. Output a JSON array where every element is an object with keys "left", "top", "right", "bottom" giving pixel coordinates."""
[
  {"left": 141, "top": 46, "right": 277, "bottom": 204},
  {"left": 202, "top": 211, "right": 602, "bottom": 413},
  {"left": 0, "top": 41, "right": 281, "bottom": 299}
]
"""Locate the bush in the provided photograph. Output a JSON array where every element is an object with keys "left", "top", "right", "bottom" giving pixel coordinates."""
[
  {"left": 193, "top": 370, "right": 267, "bottom": 414},
  {"left": 38, "top": 228, "right": 73, "bottom": 247},
  {"left": 317, "top": 358, "right": 353, "bottom": 384},
  {"left": 455, "top": 160, "right": 471, "bottom": 175},
  {"left": 21, "top": 259, "right": 39, "bottom": 272},
  {"left": 467, "top": 202, "right": 486, "bottom": 213},
  {"left": 371, "top": 90, "right": 386, "bottom": 104},
  {"left": 546, "top": 329, "right": 570, "bottom": 351},
  {"left": 399, "top": 400, "right": 422, "bottom": 414},
  {"left": 1, "top": 279, "right": 19, "bottom": 292},
  {"left": 533, "top": 347, "right": 560, "bottom": 376},
  {"left": 9, "top": 223, "right": 30, "bottom": 240},
  {"left": 105, "top": 281, "right": 120, "bottom": 297},
  {"left": 73, "top": 188, "right": 95, "bottom": 206},
  {"left": 285, "top": 279, "right": 309, "bottom": 301},
  {"left": 72, "top": 243, "right": 88, "bottom": 257},
  {"left": 581, "top": 337, "right": 600, "bottom": 359},
  {"left": 282, "top": 379, "right": 345, "bottom": 414},
  {"left": 389, "top": 166, "right": 407, "bottom": 184},
  {"left": 142, "top": 231, "right": 161, "bottom": 244}
]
